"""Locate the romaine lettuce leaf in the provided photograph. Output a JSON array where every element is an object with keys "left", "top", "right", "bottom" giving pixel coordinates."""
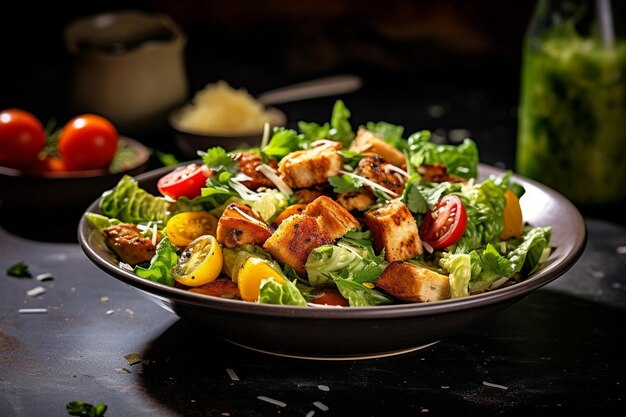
[
  {"left": 440, "top": 253, "right": 472, "bottom": 298},
  {"left": 133, "top": 237, "right": 178, "bottom": 286},
  {"left": 333, "top": 276, "right": 394, "bottom": 306},
  {"left": 407, "top": 130, "right": 479, "bottom": 178},
  {"left": 258, "top": 278, "right": 308, "bottom": 306},
  {"left": 363, "top": 121, "right": 406, "bottom": 151},
  {"left": 100, "top": 175, "right": 202, "bottom": 224},
  {"left": 454, "top": 178, "right": 507, "bottom": 251},
  {"left": 468, "top": 226, "right": 552, "bottom": 292},
  {"left": 305, "top": 237, "right": 386, "bottom": 287},
  {"left": 85, "top": 212, "right": 121, "bottom": 232}
]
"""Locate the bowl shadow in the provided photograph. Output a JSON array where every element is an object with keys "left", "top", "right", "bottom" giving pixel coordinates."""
[{"left": 134, "top": 289, "right": 626, "bottom": 416}]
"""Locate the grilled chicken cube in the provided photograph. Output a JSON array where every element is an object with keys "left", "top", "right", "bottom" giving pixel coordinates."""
[
  {"left": 278, "top": 144, "right": 343, "bottom": 188},
  {"left": 376, "top": 261, "right": 451, "bottom": 303},
  {"left": 357, "top": 155, "right": 406, "bottom": 196},
  {"left": 188, "top": 277, "right": 241, "bottom": 299},
  {"left": 336, "top": 190, "right": 375, "bottom": 212},
  {"left": 216, "top": 203, "right": 271, "bottom": 248},
  {"left": 295, "top": 188, "right": 325, "bottom": 204},
  {"left": 418, "top": 163, "right": 466, "bottom": 184},
  {"left": 103, "top": 224, "right": 161, "bottom": 265},
  {"left": 303, "top": 196, "right": 360, "bottom": 240},
  {"left": 350, "top": 128, "right": 406, "bottom": 167},
  {"left": 263, "top": 214, "right": 333, "bottom": 275},
  {"left": 232, "top": 152, "right": 279, "bottom": 190},
  {"left": 364, "top": 200, "right": 423, "bottom": 262}
]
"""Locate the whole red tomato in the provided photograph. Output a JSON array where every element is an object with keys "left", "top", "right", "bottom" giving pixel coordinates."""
[
  {"left": 0, "top": 108, "right": 46, "bottom": 169},
  {"left": 58, "top": 114, "right": 118, "bottom": 171}
]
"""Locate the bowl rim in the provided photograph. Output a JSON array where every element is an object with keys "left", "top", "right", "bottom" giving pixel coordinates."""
[
  {"left": 78, "top": 163, "right": 587, "bottom": 320},
  {"left": 0, "top": 136, "right": 150, "bottom": 179}
]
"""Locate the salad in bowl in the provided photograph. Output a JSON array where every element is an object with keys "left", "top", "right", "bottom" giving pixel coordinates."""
[{"left": 84, "top": 101, "right": 552, "bottom": 308}]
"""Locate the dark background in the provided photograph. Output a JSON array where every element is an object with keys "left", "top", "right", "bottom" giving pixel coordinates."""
[{"left": 0, "top": 0, "right": 536, "bottom": 167}]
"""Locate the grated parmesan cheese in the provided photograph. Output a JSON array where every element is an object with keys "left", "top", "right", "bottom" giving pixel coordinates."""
[
  {"left": 178, "top": 81, "right": 273, "bottom": 134},
  {"left": 482, "top": 381, "right": 508, "bottom": 390},
  {"left": 256, "top": 164, "right": 293, "bottom": 196},
  {"left": 226, "top": 368, "right": 240, "bottom": 381},
  {"left": 257, "top": 396, "right": 286, "bottom": 407},
  {"left": 26, "top": 286, "right": 46, "bottom": 297},
  {"left": 338, "top": 170, "right": 398, "bottom": 198}
]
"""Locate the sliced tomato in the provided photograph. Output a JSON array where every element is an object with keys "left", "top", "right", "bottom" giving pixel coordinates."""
[
  {"left": 157, "top": 163, "right": 211, "bottom": 200},
  {"left": 166, "top": 211, "right": 218, "bottom": 247},
  {"left": 420, "top": 194, "right": 467, "bottom": 250},
  {"left": 172, "top": 235, "right": 223, "bottom": 287}
]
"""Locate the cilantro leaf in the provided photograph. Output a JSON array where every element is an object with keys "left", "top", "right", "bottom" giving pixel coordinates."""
[
  {"left": 328, "top": 174, "right": 363, "bottom": 193},
  {"left": 6, "top": 261, "right": 30, "bottom": 277},
  {"left": 199, "top": 147, "right": 238, "bottom": 173},
  {"left": 66, "top": 401, "right": 108, "bottom": 417},
  {"left": 262, "top": 128, "right": 301, "bottom": 160},
  {"left": 401, "top": 174, "right": 428, "bottom": 214}
]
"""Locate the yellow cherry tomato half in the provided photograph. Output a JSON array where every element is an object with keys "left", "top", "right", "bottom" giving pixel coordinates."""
[
  {"left": 172, "top": 235, "right": 223, "bottom": 287},
  {"left": 166, "top": 211, "right": 218, "bottom": 247},
  {"left": 500, "top": 190, "right": 524, "bottom": 240},
  {"left": 237, "top": 257, "right": 286, "bottom": 302}
]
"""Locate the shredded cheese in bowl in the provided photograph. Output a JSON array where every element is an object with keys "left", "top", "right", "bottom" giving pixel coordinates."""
[{"left": 177, "top": 81, "right": 275, "bottom": 134}]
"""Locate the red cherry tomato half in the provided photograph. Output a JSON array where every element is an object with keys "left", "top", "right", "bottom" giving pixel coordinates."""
[
  {"left": 0, "top": 108, "right": 46, "bottom": 169},
  {"left": 58, "top": 114, "right": 118, "bottom": 171},
  {"left": 419, "top": 194, "right": 467, "bottom": 250},
  {"left": 157, "top": 163, "right": 211, "bottom": 200}
]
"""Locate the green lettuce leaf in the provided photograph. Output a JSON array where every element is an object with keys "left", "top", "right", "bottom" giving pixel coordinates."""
[
  {"left": 298, "top": 100, "right": 354, "bottom": 147},
  {"left": 332, "top": 276, "right": 394, "bottom": 306},
  {"left": 258, "top": 278, "right": 307, "bottom": 306},
  {"left": 305, "top": 238, "right": 386, "bottom": 287},
  {"left": 99, "top": 176, "right": 202, "bottom": 224},
  {"left": 440, "top": 253, "right": 472, "bottom": 298},
  {"left": 84, "top": 212, "right": 121, "bottom": 232},
  {"left": 133, "top": 237, "right": 178, "bottom": 286},
  {"left": 262, "top": 128, "right": 301, "bottom": 160},
  {"left": 363, "top": 121, "right": 406, "bottom": 150},
  {"left": 407, "top": 130, "right": 479, "bottom": 178},
  {"left": 468, "top": 226, "right": 552, "bottom": 292}
]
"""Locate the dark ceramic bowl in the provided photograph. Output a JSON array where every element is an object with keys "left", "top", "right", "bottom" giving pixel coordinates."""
[
  {"left": 0, "top": 137, "right": 150, "bottom": 211},
  {"left": 169, "top": 106, "right": 287, "bottom": 159},
  {"left": 78, "top": 164, "right": 586, "bottom": 360}
]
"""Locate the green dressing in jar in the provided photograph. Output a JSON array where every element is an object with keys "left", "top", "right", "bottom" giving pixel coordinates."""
[{"left": 517, "top": 0, "right": 626, "bottom": 205}]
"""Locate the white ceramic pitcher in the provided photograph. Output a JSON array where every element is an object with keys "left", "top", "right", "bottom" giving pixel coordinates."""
[{"left": 65, "top": 10, "right": 188, "bottom": 136}]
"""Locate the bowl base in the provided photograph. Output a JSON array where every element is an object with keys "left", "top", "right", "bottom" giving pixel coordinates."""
[{"left": 224, "top": 339, "right": 440, "bottom": 361}]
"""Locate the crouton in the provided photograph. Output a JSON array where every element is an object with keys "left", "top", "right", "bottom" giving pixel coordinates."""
[
  {"left": 103, "top": 224, "right": 161, "bottom": 265},
  {"left": 364, "top": 200, "right": 422, "bottom": 261},
  {"left": 278, "top": 144, "right": 343, "bottom": 188},
  {"left": 350, "top": 128, "right": 406, "bottom": 167},
  {"left": 303, "top": 196, "right": 360, "bottom": 240},
  {"left": 216, "top": 203, "right": 271, "bottom": 248},
  {"left": 263, "top": 214, "right": 333, "bottom": 275},
  {"left": 336, "top": 190, "right": 375, "bottom": 212},
  {"left": 376, "top": 261, "right": 450, "bottom": 302}
]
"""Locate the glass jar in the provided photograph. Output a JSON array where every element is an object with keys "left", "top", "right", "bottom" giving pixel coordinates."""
[{"left": 516, "top": 0, "right": 626, "bottom": 206}]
